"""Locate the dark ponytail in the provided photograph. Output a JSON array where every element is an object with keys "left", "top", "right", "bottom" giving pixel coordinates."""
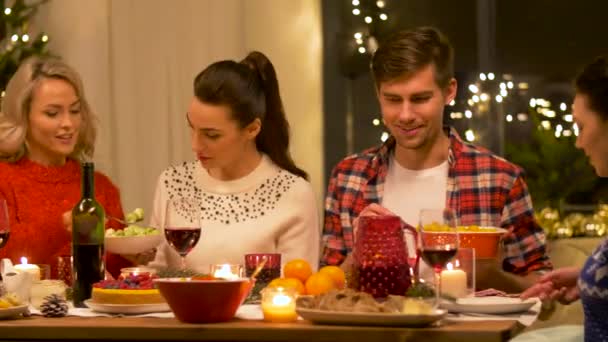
[{"left": 193, "top": 51, "right": 308, "bottom": 180}]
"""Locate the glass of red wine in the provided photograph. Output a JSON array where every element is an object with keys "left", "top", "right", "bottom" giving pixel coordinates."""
[
  {"left": 163, "top": 197, "right": 202, "bottom": 270},
  {"left": 0, "top": 198, "right": 9, "bottom": 250},
  {"left": 418, "top": 208, "right": 459, "bottom": 306}
]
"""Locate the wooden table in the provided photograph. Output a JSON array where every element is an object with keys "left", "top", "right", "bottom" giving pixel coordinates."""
[{"left": 0, "top": 316, "right": 522, "bottom": 342}]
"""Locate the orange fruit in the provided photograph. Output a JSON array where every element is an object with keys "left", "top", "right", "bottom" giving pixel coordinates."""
[
  {"left": 318, "top": 265, "right": 346, "bottom": 289},
  {"left": 267, "top": 277, "right": 306, "bottom": 295},
  {"left": 305, "top": 272, "right": 336, "bottom": 295},
  {"left": 283, "top": 259, "right": 313, "bottom": 283}
]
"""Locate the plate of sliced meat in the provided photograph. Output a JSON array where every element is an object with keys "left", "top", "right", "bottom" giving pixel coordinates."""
[{"left": 296, "top": 289, "right": 446, "bottom": 327}]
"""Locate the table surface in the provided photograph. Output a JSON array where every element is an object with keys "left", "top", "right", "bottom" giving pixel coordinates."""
[{"left": 0, "top": 315, "right": 522, "bottom": 342}]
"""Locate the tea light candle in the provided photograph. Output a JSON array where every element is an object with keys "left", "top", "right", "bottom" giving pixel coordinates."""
[
  {"left": 14, "top": 257, "right": 41, "bottom": 281},
  {"left": 211, "top": 264, "right": 242, "bottom": 280},
  {"left": 30, "top": 280, "right": 67, "bottom": 309},
  {"left": 261, "top": 287, "right": 298, "bottom": 323},
  {"left": 120, "top": 266, "right": 156, "bottom": 278},
  {"left": 440, "top": 262, "right": 467, "bottom": 298}
]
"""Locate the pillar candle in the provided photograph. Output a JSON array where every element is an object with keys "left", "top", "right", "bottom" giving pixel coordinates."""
[
  {"left": 14, "top": 257, "right": 41, "bottom": 282},
  {"left": 440, "top": 266, "right": 467, "bottom": 298}
]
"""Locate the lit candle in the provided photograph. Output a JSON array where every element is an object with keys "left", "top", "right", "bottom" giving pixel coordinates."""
[
  {"left": 261, "top": 287, "right": 298, "bottom": 323},
  {"left": 211, "top": 264, "right": 241, "bottom": 280},
  {"left": 440, "top": 262, "right": 467, "bottom": 298},
  {"left": 14, "top": 257, "right": 41, "bottom": 281},
  {"left": 120, "top": 266, "right": 156, "bottom": 279},
  {"left": 30, "top": 280, "right": 67, "bottom": 309}
]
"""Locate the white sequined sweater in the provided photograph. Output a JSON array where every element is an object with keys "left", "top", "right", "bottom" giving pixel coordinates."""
[{"left": 149, "top": 155, "right": 320, "bottom": 273}]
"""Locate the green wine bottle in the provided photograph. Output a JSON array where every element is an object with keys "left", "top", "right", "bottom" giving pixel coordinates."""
[{"left": 71, "top": 162, "right": 105, "bottom": 308}]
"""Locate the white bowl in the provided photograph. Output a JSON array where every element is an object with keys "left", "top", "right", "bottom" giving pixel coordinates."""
[{"left": 105, "top": 234, "right": 162, "bottom": 255}]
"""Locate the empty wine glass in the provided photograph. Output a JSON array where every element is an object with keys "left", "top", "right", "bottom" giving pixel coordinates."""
[
  {"left": 0, "top": 198, "right": 9, "bottom": 250},
  {"left": 163, "top": 198, "right": 202, "bottom": 270},
  {"left": 418, "top": 208, "right": 459, "bottom": 306}
]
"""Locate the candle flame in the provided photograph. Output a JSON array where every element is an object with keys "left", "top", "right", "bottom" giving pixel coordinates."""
[
  {"left": 272, "top": 293, "right": 292, "bottom": 306},
  {"left": 20, "top": 256, "right": 28, "bottom": 265},
  {"left": 213, "top": 264, "right": 239, "bottom": 280},
  {"left": 455, "top": 259, "right": 461, "bottom": 268},
  {"left": 446, "top": 262, "right": 453, "bottom": 270}
]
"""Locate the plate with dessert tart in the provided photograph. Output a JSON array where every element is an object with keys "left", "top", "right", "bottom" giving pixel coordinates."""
[
  {"left": 85, "top": 300, "right": 170, "bottom": 314},
  {"left": 296, "top": 289, "right": 446, "bottom": 327},
  {"left": 86, "top": 272, "right": 170, "bottom": 314}
]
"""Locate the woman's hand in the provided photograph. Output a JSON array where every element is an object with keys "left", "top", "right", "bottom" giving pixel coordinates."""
[
  {"left": 119, "top": 248, "right": 157, "bottom": 266},
  {"left": 520, "top": 267, "right": 581, "bottom": 304},
  {"left": 62, "top": 211, "right": 72, "bottom": 233}
]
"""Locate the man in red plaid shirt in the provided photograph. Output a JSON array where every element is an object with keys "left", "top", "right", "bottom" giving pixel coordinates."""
[{"left": 321, "top": 27, "right": 551, "bottom": 292}]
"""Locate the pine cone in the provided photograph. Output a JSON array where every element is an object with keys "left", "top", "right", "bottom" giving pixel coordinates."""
[{"left": 40, "top": 294, "right": 68, "bottom": 318}]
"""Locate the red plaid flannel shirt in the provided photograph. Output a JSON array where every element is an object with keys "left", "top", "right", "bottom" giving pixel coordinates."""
[{"left": 321, "top": 127, "right": 552, "bottom": 275}]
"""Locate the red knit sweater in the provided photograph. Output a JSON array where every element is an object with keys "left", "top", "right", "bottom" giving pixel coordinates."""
[{"left": 0, "top": 158, "right": 131, "bottom": 279}]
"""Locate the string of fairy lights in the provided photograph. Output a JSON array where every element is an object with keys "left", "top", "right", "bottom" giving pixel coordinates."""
[
  {"left": 350, "top": 0, "right": 388, "bottom": 55},
  {"left": 1, "top": 2, "right": 50, "bottom": 97},
  {"left": 372, "top": 72, "right": 576, "bottom": 143},
  {"left": 449, "top": 72, "right": 577, "bottom": 142},
  {"left": 1, "top": 5, "right": 49, "bottom": 51},
  {"left": 347, "top": 1, "right": 576, "bottom": 145}
]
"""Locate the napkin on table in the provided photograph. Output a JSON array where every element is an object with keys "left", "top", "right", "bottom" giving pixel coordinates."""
[{"left": 28, "top": 304, "right": 266, "bottom": 319}]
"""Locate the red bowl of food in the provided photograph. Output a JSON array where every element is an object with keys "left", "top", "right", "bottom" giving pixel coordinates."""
[
  {"left": 458, "top": 226, "right": 508, "bottom": 258},
  {"left": 421, "top": 226, "right": 507, "bottom": 258},
  {"left": 154, "top": 277, "right": 253, "bottom": 323}
]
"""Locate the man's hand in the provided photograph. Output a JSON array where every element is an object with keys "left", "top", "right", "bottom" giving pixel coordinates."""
[
  {"left": 352, "top": 203, "right": 396, "bottom": 238},
  {"left": 520, "top": 267, "right": 581, "bottom": 304},
  {"left": 342, "top": 204, "right": 396, "bottom": 278}
]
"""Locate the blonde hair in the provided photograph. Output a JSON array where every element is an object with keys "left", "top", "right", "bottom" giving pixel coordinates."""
[{"left": 0, "top": 56, "right": 97, "bottom": 162}]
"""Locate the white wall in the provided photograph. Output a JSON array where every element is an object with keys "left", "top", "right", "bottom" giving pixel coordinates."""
[
  {"left": 37, "top": 0, "right": 114, "bottom": 173},
  {"left": 38, "top": 0, "right": 324, "bottom": 217}
]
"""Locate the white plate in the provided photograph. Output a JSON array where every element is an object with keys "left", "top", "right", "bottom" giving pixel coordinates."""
[
  {"left": 104, "top": 234, "right": 162, "bottom": 255},
  {"left": 0, "top": 305, "right": 28, "bottom": 319},
  {"left": 296, "top": 307, "right": 446, "bottom": 327},
  {"left": 441, "top": 296, "right": 537, "bottom": 314},
  {"left": 85, "top": 300, "right": 170, "bottom": 314}
]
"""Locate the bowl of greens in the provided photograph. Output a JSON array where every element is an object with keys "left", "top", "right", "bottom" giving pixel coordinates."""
[{"left": 105, "top": 208, "right": 161, "bottom": 255}]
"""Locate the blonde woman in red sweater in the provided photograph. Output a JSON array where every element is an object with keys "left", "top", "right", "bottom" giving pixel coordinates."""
[{"left": 0, "top": 57, "right": 129, "bottom": 278}]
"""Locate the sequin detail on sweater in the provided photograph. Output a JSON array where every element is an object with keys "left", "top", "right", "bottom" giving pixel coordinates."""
[{"left": 162, "top": 161, "right": 297, "bottom": 225}]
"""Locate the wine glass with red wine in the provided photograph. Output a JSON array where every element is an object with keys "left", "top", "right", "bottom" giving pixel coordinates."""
[
  {"left": 0, "top": 198, "right": 9, "bottom": 250},
  {"left": 163, "top": 198, "right": 202, "bottom": 270},
  {"left": 418, "top": 208, "right": 459, "bottom": 306}
]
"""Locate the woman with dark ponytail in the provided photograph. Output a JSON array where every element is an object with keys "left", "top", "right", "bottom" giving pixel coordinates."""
[
  {"left": 241, "top": 51, "right": 308, "bottom": 179},
  {"left": 149, "top": 51, "right": 320, "bottom": 272}
]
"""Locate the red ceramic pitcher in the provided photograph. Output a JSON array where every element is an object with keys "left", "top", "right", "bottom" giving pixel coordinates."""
[{"left": 352, "top": 215, "right": 418, "bottom": 298}]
